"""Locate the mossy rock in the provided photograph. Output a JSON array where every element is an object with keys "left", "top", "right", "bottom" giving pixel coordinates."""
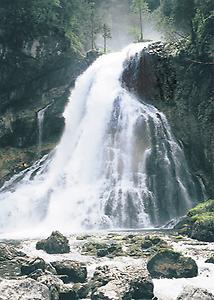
[
  {"left": 147, "top": 249, "right": 198, "bottom": 279},
  {"left": 188, "top": 199, "right": 214, "bottom": 217},
  {"left": 125, "top": 235, "right": 168, "bottom": 258},
  {"left": 81, "top": 241, "right": 123, "bottom": 257},
  {"left": 190, "top": 213, "right": 214, "bottom": 242},
  {"left": 175, "top": 199, "right": 214, "bottom": 242}
]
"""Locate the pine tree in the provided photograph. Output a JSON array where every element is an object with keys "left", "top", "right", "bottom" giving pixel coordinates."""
[{"left": 102, "top": 23, "right": 112, "bottom": 53}]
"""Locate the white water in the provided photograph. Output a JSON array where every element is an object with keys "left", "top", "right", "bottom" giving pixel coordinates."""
[
  {"left": 20, "top": 233, "right": 214, "bottom": 299},
  {"left": 37, "top": 104, "right": 51, "bottom": 153},
  {"left": 0, "top": 43, "right": 203, "bottom": 238}
]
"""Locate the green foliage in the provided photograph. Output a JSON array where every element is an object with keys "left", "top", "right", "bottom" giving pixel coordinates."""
[
  {"left": 188, "top": 199, "right": 214, "bottom": 217},
  {"left": 154, "top": 0, "right": 214, "bottom": 58},
  {"left": 0, "top": 0, "right": 101, "bottom": 53},
  {"left": 131, "top": 0, "right": 151, "bottom": 41}
]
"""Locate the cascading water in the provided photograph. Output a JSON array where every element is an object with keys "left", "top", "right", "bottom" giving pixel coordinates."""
[
  {"left": 37, "top": 104, "right": 51, "bottom": 153},
  {"left": 0, "top": 43, "right": 205, "bottom": 237}
]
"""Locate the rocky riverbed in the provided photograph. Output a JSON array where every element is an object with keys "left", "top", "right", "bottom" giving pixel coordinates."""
[{"left": 0, "top": 230, "right": 213, "bottom": 300}]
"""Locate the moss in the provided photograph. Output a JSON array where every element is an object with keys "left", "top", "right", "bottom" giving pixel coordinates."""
[
  {"left": 188, "top": 199, "right": 214, "bottom": 217},
  {"left": 191, "top": 212, "right": 214, "bottom": 223},
  {"left": 81, "top": 241, "right": 124, "bottom": 257}
]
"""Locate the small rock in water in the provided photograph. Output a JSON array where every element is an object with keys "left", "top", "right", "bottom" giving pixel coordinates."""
[
  {"left": 36, "top": 231, "right": 70, "bottom": 254},
  {"left": 51, "top": 260, "right": 87, "bottom": 283},
  {"left": 177, "top": 286, "right": 214, "bottom": 300},
  {"left": 147, "top": 249, "right": 198, "bottom": 279},
  {"left": 205, "top": 256, "right": 214, "bottom": 264}
]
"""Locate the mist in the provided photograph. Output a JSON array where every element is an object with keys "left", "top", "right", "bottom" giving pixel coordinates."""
[{"left": 95, "top": 0, "right": 162, "bottom": 51}]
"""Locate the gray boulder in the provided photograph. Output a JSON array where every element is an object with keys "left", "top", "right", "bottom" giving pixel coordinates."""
[
  {"left": 0, "top": 243, "right": 27, "bottom": 279},
  {"left": 21, "top": 257, "right": 46, "bottom": 275},
  {"left": 51, "top": 260, "right": 87, "bottom": 283},
  {"left": 177, "top": 286, "right": 214, "bottom": 300},
  {"left": 0, "top": 278, "right": 50, "bottom": 300},
  {"left": 90, "top": 265, "right": 154, "bottom": 300},
  {"left": 36, "top": 231, "right": 70, "bottom": 254}
]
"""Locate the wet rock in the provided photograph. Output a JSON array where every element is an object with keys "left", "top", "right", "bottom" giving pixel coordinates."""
[
  {"left": 21, "top": 257, "right": 46, "bottom": 275},
  {"left": 0, "top": 278, "right": 50, "bottom": 300},
  {"left": 51, "top": 260, "right": 87, "bottom": 283},
  {"left": 141, "top": 235, "right": 166, "bottom": 249},
  {"left": 177, "top": 286, "right": 214, "bottom": 300},
  {"left": 176, "top": 200, "right": 214, "bottom": 242},
  {"left": 90, "top": 265, "right": 154, "bottom": 300},
  {"left": 205, "top": 256, "right": 214, "bottom": 264},
  {"left": 73, "top": 283, "right": 90, "bottom": 299},
  {"left": 59, "top": 285, "right": 78, "bottom": 300},
  {"left": 38, "top": 274, "right": 64, "bottom": 300},
  {"left": 147, "top": 249, "right": 198, "bottom": 278},
  {"left": 125, "top": 234, "right": 168, "bottom": 257},
  {"left": 0, "top": 243, "right": 26, "bottom": 261},
  {"left": 36, "top": 231, "right": 70, "bottom": 254},
  {"left": 0, "top": 243, "right": 28, "bottom": 279}
]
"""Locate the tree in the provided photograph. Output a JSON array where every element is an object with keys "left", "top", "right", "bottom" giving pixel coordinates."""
[
  {"left": 102, "top": 23, "right": 111, "bottom": 53},
  {"left": 131, "top": 0, "right": 150, "bottom": 41}
]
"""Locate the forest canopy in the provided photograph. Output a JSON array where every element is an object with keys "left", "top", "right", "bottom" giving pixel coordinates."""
[{"left": 0, "top": 0, "right": 213, "bottom": 56}]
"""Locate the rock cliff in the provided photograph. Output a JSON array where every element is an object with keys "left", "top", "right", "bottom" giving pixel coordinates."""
[{"left": 122, "top": 41, "right": 214, "bottom": 198}]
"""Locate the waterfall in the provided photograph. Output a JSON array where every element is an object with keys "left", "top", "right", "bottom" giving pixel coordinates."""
[
  {"left": 0, "top": 43, "right": 204, "bottom": 237},
  {"left": 37, "top": 104, "right": 51, "bottom": 153}
]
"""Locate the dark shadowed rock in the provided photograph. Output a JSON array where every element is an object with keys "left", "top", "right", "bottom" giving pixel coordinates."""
[
  {"left": 21, "top": 257, "right": 56, "bottom": 276},
  {"left": 147, "top": 249, "right": 198, "bottom": 279},
  {"left": 51, "top": 260, "right": 87, "bottom": 283},
  {"left": 36, "top": 231, "right": 70, "bottom": 254},
  {"left": 177, "top": 286, "right": 214, "bottom": 300},
  {"left": 21, "top": 257, "right": 46, "bottom": 275},
  {"left": 205, "top": 256, "right": 214, "bottom": 264}
]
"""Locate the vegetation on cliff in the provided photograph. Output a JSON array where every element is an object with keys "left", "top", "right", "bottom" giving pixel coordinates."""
[{"left": 176, "top": 199, "right": 214, "bottom": 242}]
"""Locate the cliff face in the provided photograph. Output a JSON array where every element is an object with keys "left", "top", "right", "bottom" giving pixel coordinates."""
[
  {"left": 122, "top": 42, "right": 214, "bottom": 198},
  {"left": 0, "top": 30, "right": 95, "bottom": 184}
]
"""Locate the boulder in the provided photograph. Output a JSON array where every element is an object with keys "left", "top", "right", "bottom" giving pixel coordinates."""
[
  {"left": 36, "top": 231, "right": 70, "bottom": 254},
  {"left": 82, "top": 241, "right": 123, "bottom": 257},
  {"left": 0, "top": 278, "right": 50, "bottom": 300},
  {"left": 90, "top": 265, "right": 154, "bottom": 300},
  {"left": 51, "top": 260, "right": 87, "bottom": 283},
  {"left": 147, "top": 249, "right": 198, "bottom": 278},
  {"left": 21, "top": 257, "right": 46, "bottom": 275},
  {"left": 73, "top": 283, "right": 90, "bottom": 299},
  {"left": 59, "top": 285, "right": 78, "bottom": 300},
  {"left": 0, "top": 243, "right": 27, "bottom": 279},
  {"left": 177, "top": 286, "right": 214, "bottom": 300},
  {"left": 175, "top": 199, "right": 214, "bottom": 242},
  {"left": 38, "top": 274, "right": 64, "bottom": 300},
  {"left": 0, "top": 243, "right": 26, "bottom": 261}
]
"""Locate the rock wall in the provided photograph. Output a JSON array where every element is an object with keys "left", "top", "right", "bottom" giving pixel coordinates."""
[
  {"left": 0, "top": 33, "right": 96, "bottom": 184},
  {"left": 122, "top": 42, "right": 214, "bottom": 198}
]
